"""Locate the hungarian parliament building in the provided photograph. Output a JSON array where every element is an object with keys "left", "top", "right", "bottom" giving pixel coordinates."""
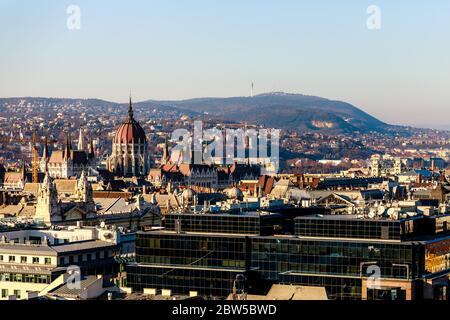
[{"left": 21, "top": 98, "right": 260, "bottom": 192}]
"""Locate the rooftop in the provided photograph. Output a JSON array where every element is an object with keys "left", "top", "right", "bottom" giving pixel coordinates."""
[
  {"left": 0, "top": 240, "right": 116, "bottom": 255},
  {"left": 0, "top": 243, "right": 57, "bottom": 255},
  {"left": 294, "top": 213, "right": 420, "bottom": 222},
  {"left": 51, "top": 240, "right": 116, "bottom": 253},
  {"left": 48, "top": 276, "right": 101, "bottom": 299}
]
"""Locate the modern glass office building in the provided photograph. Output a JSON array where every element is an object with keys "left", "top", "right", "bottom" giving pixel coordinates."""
[
  {"left": 126, "top": 211, "right": 450, "bottom": 300},
  {"left": 127, "top": 231, "right": 251, "bottom": 297},
  {"left": 164, "top": 212, "right": 285, "bottom": 236},
  {"left": 250, "top": 236, "right": 420, "bottom": 299}
]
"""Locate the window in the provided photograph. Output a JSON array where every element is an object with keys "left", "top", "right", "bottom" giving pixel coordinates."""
[
  {"left": 20, "top": 256, "right": 27, "bottom": 264},
  {"left": 13, "top": 273, "right": 22, "bottom": 282},
  {"left": 44, "top": 258, "right": 51, "bottom": 265},
  {"left": 381, "top": 226, "right": 389, "bottom": 240},
  {"left": 1, "top": 289, "right": 8, "bottom": 298},
  {"left": 32, "top": 257, "right": 39, "bottom": 264},
  {"left": 8, "top": 256, "right": 15, "bottom": 263},
  {"left": 13, "top": 290, "right": 21, "bottom": 299},
  {"left": 0, "top": 255, "right": 3, "bottom": 262},
  {"left": 37, "top": 275, "right": 49, "bottom": 284}
]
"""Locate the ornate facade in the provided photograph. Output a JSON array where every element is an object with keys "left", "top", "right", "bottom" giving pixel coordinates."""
[
  {"left": 35, "top": 171, "right": 96, "bottom": 225},
  {"left": 40, "top": 134, "right": 95, "bottom": 179},
  {"left": 149, "top": 155, "right": 261, "bottom": 191},
  {"left": 34, "top": 173, "right": 61, "bottom": 224},
  {"left": 107, "top": 97, "right": 148, "bottom": 177}
]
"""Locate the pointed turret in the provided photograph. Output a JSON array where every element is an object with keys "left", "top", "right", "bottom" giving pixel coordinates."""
[
  {"left": 42, "top": 171, "right": 51, "bottom": 190},
  {"left": 77, "top": 127, "right": 85, "bottom": 151},
  {"left": 64, "top": 133, "right": 71, "bottom": 160},
  {"left": 42, "top": 136, "right": 49, "bottom": 159},
  {"left": 39, "top": 136, "right": 49, "bottom": 174},
  {"left": 78, "top": 170, "right": 87, "bottom": 190},
  {"left": 162, "top": 135, "right": 169, "bottom": 165},
  {"left": 35, "top": 171, "right": 61, "bottom": 225},
  {"left": 128, "top": 93, "right": 134, "bottom": 122},
  {"left": 88, "top": 136, "right": 95, "bottom": 159},
  {"left": 76, "top": 170, "right": 96, "bottom": 214},
  {"left": 69, "top": 133, "right": 73, "bottom": 151}
]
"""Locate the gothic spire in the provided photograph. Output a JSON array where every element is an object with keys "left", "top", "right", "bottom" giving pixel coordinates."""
[
  {"left": 89, "top": 135, "right": 95, "bottom": 159},
  {"left": 78, "top": 127, "right": 85, "bottom": 151},
  {"left": 69, "top": 133, "right": 73, "bottom": 151},
  {"left": 64, "top": 133, "right": 71, "bottom": 159},
  {"left": 42, "top": 136, "right": 49, "bottom": 159},
  {"left": 163, "top": 135, "right": 169, "bottom": 165},
  {"left": 128, "top": 92, "right": 134, "bottom": 121}
]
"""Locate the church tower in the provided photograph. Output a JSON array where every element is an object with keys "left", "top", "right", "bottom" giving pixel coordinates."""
[
  {"left": 75, "top": 170, "right": 96, "bottom": 215},
  {"left": 35, "top": 173, "right": 61, "bottom": 224}
]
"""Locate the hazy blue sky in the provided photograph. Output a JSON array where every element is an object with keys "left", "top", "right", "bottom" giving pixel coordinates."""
[{"left": 0, "top": 0, "right": 449, "bottom": 128}]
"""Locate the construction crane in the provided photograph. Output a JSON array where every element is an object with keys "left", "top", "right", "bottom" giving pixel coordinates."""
[
  {"left": 0, "top": 131, "right": 58, "bottom": 183},
  {"left": 31, "top": 131, "right": 39, "bottom": 183}
]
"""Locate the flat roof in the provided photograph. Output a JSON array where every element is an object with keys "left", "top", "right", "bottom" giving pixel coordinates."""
[
  {"left": 253, "top": 234, "right": 411, "bottom": 245},
  {"left": 0, "top": 244, "right": 57, "bottom": 256},
  {"left": 165, "top": 211, "right": 279, "bottom": 218},
  {"left": 294, "top": 214, "right": 417, "bottom": 223},
  {"left": 51, "top": 240, "right": 116, "bottom": 253},
  {"left": 137, "top": 230, "right": 257, "bottom": 237},
  {"left": 0, "top": 240, "right": 116, "bottom": 255}
]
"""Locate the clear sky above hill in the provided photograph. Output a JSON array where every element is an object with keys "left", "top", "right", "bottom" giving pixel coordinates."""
[{"left": 0, "top": 0, "right": 449, "bottom": 129}]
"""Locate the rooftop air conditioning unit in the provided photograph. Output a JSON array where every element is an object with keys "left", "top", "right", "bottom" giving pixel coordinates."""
[
  {"left": 189, "top": 291, "right": 198, "bottom": 297},
  {"left": 162, "top": 289, "right": 172, "bottom": 297},
  {"left": 143, "top": 288, "right": 157, "bottom": 295}
]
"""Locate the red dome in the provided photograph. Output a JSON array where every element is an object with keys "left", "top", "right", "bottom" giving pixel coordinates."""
[
  {"left": 114, "top": 98, "right": 147, "bottom": 144},
  {"left": 114, "top": 120, "right": 147, "bottom": 144}
]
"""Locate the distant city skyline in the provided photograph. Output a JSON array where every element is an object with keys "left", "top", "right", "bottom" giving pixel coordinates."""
[{"left": 0, "top": 0, "right": 449, "bottom": 129}]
